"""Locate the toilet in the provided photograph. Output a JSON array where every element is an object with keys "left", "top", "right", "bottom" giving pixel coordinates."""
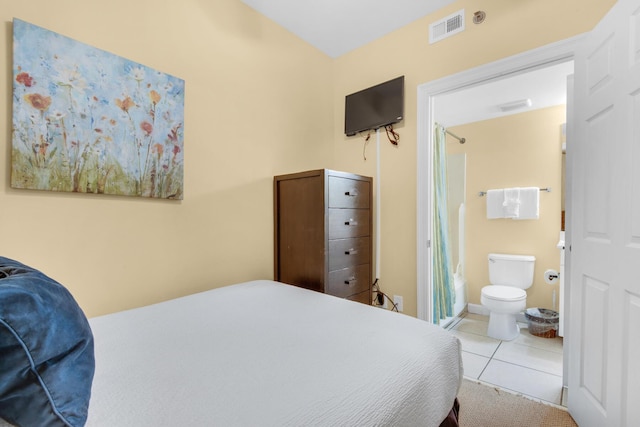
[{"left": 481, "top": 253, "right": 535, "bottom": 341}]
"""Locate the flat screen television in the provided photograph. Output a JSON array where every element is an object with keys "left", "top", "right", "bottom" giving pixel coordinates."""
[{"left": 344, "top": 76, "right": 404, "bottom": 136}]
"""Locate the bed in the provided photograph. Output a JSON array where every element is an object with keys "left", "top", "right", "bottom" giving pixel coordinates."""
[{"left": 0, "top": 257, "right": 462, "bottom": 427}]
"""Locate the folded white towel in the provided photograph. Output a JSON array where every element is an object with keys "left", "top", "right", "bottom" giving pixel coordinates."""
[
  {"left": 503, "top": 187, "right": 521, "bottom": 218},
  {"left": 515, "top": 187, "right": 540, "bottom": 220},
  {"left": 486, "top": 189, "right": 505, "bottom": 219}
]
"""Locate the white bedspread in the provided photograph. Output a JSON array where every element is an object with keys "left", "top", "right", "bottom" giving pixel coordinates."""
[{"left": 87, "top": 280, "right": 462, "bottom": 426}]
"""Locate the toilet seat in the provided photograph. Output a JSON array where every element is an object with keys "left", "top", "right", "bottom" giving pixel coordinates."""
[{"left": 481, "top": 285, "right": 526, "bottom": 302}]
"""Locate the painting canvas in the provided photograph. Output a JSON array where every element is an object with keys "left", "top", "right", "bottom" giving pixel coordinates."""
[{"left": 11, "top": 19, "right": 185, "bottom": 199}]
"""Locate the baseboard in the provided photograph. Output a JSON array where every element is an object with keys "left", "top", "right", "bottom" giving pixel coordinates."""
[
  {"left": 467, "top": 303, "right": 489, "bottom": 316},
  {"left": 468, "top": 303, "right": 527, "bottom": 323}
]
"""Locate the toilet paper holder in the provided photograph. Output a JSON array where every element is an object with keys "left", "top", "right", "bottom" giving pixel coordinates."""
[{"left": 544, "top": 269, "right": 560, "bottom": 284}]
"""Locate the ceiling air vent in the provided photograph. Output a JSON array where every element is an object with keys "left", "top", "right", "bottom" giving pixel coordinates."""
[{"left": 429, "top": 10, "right": 465, "bottom": 44}]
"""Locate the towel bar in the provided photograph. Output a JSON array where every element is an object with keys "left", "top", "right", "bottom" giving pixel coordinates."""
[{"left": 478, "top": 187, "right": 551, "bottom": 197}]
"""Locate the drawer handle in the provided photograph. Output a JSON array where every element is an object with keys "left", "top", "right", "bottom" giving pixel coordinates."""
[
  {"left": 344, "top": 219, "right": 358, "bottom": 226},
  {"left": 345, "top": 248, "right": 358, "bottom": 255},
  {"left": 345, "top": 190, "right": 359, "bottom": 197},
  {"left": 344, "top": 277, "right": 357, "bottom": 285}
]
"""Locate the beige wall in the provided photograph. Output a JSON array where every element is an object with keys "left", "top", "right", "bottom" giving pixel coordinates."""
[
  {"left": 1, "top": 0, "right": 615, "bottom": 319},
  {"left": 332, "top": 0, "right": 615, "bottom": 316},
  {"left": 0, "top": 0, "right": 334, "bottom": 317},
  {"left": 447, "top": 106, "right": 566, "bottom": 310}
]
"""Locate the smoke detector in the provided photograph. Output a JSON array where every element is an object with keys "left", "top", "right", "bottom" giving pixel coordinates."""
[
  {"left": 473, "top": 11, "right": 486, "bottom": 24},
  {"left": 429, "top": 10, "right": 465, "bottom": 44}
]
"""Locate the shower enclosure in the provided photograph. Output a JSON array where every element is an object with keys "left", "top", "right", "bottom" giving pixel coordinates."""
[{"left": 438, "top": 152, "right": 467, "bottom": 327}]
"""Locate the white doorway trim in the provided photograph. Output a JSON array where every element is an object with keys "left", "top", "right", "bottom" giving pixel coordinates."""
[{"left": 416, "top": 34, "right": 585, "bottom": 323}]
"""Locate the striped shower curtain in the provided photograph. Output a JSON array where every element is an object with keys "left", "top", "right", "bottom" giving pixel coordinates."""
[{"left": 433, "top": 124, "right": 455, "bottom": 323}]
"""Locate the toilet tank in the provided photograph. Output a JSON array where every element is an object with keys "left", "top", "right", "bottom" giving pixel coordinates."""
[{"left": 488, "top": 253, "right": 536, "bottom": 289}]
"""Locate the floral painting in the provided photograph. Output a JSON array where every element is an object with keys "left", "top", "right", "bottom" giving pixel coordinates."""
[{"left": 11, "top": 19, "right": 185, "bottom": 199}]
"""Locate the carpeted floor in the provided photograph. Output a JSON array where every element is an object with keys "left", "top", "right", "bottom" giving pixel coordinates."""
[{"left": 457, "top": 379, "right": 577, "bottom": 427}]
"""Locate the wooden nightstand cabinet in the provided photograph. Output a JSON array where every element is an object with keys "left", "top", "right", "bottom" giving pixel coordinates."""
[{"left": 274, "top": 169, "right": 373, "bottom": 304}]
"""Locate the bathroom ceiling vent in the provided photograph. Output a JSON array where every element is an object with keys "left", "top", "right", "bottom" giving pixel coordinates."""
[
  {"left": 429, "top": 10, "right": 465, "bottom": 44},
  {"left": 497, "top": 98, "right": 532, "bottom": 112}
]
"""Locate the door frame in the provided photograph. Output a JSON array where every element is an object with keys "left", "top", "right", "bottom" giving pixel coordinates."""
[{"left": 416, "top": 34, "right": 584, "bottom": 324}]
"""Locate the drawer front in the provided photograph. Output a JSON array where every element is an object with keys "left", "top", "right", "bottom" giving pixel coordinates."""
[
  {"left": 328, "top": 209, "right": 370, "bottom": 239},
  {"left": 327, "top": 264, "right": 371, "bottom": 298},
  {"left": 328, "top": 237, "right": 370, "bottom": 271},
  {"left": 328, "top": 176, "right": 370, "bottom": 209}
]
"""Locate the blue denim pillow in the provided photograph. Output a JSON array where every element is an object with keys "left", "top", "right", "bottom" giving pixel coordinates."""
[{"left": 0, "top": 257, "right": 94, "bottom": 427}]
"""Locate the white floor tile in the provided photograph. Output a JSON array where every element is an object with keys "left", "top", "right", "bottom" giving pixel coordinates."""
[
  {"left": 449, "top": 329, "right": 501, "bottom": 358},
  {"left": 448, "top": 314, "right": 566, "bottom": 406},
  {"left": 461, "top": 351, "right": 490, "bottom": 379},
  {"left": 451, "top": 317, "right": 489, "bottom": 336},
  {"left": 480, "top": 359, "right": 564, "bottom": 405},
  {"left": 493, "top": 341, "right": 563, "bottom": 376},
  {"left": 515, "top": 328, "right": 564, "bottom": 353}
]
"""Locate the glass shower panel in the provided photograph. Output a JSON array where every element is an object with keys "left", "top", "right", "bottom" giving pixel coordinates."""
[{"left": 447, "top": 153, "right": 466, "bottom": 272}]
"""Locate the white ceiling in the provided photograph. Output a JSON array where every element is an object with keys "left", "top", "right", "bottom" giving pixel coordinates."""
[
  {"left": 240, "top": 0, "right": 573, "bottom": 127},
  {"left": 435, "top": 60, "right": 574, "bottom": 128},
  {"left": 240, "top": 0, "right": 457, "bottom": 58}
]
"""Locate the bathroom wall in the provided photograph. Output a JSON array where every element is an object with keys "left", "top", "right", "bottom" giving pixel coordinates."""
[{"left": 447, "top": 105, "right": 565, "bottom": 310}]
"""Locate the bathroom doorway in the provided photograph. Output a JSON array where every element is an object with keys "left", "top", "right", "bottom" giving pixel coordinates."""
[
  {"left": 433, "top": 59, "right": 572, "bottom": 321},
  {"left": 416, "top": 37, "right": 579, "bottom": 324},
  {"left": 416, "top": 38, "right": 577, "bottom": 402}
]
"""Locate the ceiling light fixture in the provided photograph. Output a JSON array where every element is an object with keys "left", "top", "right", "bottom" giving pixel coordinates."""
[{"left": 497, "top": 98, "right": 532, "bottom": 112}]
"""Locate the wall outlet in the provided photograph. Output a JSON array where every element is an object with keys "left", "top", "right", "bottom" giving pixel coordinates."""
[{"left": 393, "top": 295, "right": 404, "bottom": 312}]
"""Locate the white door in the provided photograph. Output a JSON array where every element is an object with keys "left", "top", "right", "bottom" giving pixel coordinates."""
[{"left": 568, "top": 0, "right": 640, "bottom": 425}]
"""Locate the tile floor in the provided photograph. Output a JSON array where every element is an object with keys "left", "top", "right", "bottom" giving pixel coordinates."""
[{"left": 446, "top": 312, "right": 565, "bottom": 406}]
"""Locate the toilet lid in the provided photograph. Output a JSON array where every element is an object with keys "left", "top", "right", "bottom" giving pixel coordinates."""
[{"left": 482, "top": 285, "right": 526, "bottom": 301}]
